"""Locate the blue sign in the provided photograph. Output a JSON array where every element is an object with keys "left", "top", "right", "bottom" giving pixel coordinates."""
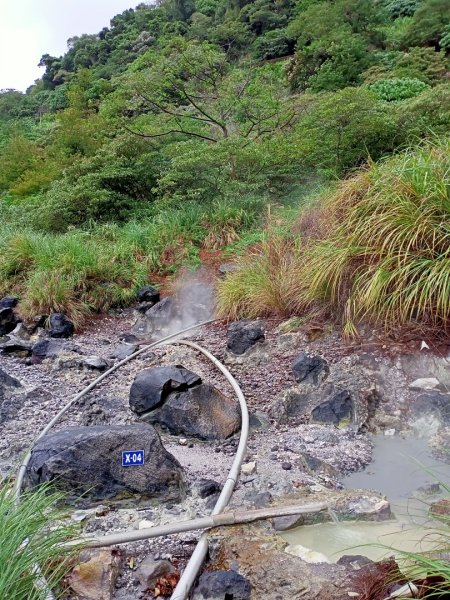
[{"left": 122, "top": 450, "right": 145, "bottom": 466}]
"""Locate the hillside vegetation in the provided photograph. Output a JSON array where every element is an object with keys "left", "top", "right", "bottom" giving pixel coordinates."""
[{"left": 0, "top": 0, "right": 449, "bottom": 332}]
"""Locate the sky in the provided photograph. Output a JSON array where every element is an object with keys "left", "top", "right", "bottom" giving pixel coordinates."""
[{"left": 0, "top": 0, "right": 141, "bottom": 92}]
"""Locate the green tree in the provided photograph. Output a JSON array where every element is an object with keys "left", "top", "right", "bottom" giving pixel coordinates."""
[{"left": 403, "top": 0, "right": 450, "bottom": 48}]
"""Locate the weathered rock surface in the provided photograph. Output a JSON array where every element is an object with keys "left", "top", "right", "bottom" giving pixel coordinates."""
[
  {"left": 26, "top": 424, "right": 184, "bottom": 502},
  {"left": 292, "top": 352, "right": 329, "bottom": 385},
  {"left": 226, "top": 320, "right": 265, "bottom": 355},
  {"left": 69, "top": 548, "right": 123, "bottom": 600},
  {"left": 48, "top": 312, "right": 75, "bottom": 338},
  {"left": 207, "top": 523, "right": 348, "bottom": 600},
  {"left": 192, "top": 570, "right": 252, "bottom": 600},
  {"left": 311, "top": 390, "right": 354, "bottom": 425},
  {"left": 130, "top": 365, "right": 201, "bottom": 414},
  {"left": 145, "top": 383, "right": 241, "bottom": 440},
  {"left": 136, "top": 556, "right": 176, "bottom": 591},
  {"left": 271, "top": 355, "right": 380, "bottom": 429}
]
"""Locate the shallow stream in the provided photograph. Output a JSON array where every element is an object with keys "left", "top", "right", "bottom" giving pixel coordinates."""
[{"left": 282, "top": 434, "right": 450, "bottom": 564}]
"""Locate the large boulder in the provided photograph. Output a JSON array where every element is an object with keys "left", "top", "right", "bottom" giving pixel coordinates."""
[
  {"left": 0, "top": 307, "right": 19, "bottom": 336},
  {"left": 292, "top": 352, "right": 329, "bottom": 385},
  {"left": 26, "top": 424, "right": 184, "bottom": 502},
  {"left": 145, "top": 383, "right": 241, "bottom": 440},
  {"left": 48, "top": 313, "right": 75, "bottom": 338},
  {"left": 226, "top": 320, "right": 265, "bottom": 355},
  {"left": 130, "top": 366, "right": 201, "bottom": 414}
]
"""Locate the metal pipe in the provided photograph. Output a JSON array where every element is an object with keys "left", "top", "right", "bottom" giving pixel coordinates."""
[
  {"left": 64, "top": 503, "right": 328, "bottom": 548},
  {"left": 169, "top": 340, "right": 250, "bottom": 600}
]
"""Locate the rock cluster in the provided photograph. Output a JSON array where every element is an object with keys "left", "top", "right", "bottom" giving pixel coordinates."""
[{"left": 130, "top": 365, "right": 241, "bottom": 440}]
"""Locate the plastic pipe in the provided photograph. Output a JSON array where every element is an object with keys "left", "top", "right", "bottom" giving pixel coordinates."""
[
  {"left": 64, "top": 502, "right": 328, "bottom": 548},
  {"left": 169, "top": 340, "right": 250, "bottom": 600}
]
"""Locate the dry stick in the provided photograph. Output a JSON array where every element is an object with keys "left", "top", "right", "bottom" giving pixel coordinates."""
[{"left": 64, "top": 502, "right": 328, "bottom": 549}]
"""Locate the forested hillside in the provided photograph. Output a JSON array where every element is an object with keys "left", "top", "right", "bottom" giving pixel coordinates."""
[{"left": 0, "top": 0, "right": 449, "bottom": 331}]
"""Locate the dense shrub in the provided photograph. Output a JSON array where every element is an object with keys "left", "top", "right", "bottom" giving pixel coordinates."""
[{"left": 369, "top": 77, "right": 429, "bottom": 101}]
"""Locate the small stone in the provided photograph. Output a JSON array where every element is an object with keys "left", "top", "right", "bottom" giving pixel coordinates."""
[
  {"left": 226, "top": 320, "right": 265, "bottom": 355},
  {"left": 178, "top": 437, "right": 188, "bottom": 446},
  {"left": 241, "top": 461, "right": 257, "bottom": 476},
  {"left": 384, "top": 428, "right": 396, "bottom": 436},
  {"left": 409, "top": 377, "right": 440, "bottom": 391},
  {"left": 139, "top": 519, "right": 155, "bottom": 530},
  {"left": 196, "top": 479, "right": 220, "bottom": 499},
  {"left": 83, "top": 356, "right": 109, "bottom": 371},
  {"left": 281, "top": 462, "right": 292, "bottom": 470}
]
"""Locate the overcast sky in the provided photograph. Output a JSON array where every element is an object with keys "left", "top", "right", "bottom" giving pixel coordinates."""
[{"left": 0, "top": 1, "right": 141, "bottom": 92}]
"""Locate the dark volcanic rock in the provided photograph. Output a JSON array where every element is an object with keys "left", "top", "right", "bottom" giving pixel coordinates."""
[
  {"left": 292, "top": 352, "right": 329, "bottom": 385},
  {"left": 196, "top": 478, "right": 221, "bottom": 499},
  {"left": 31, "top": 338, "right": 69, "bottom": 363},
  {"left": 311, "top": 390, "right": 353, "bottom": 425},
  {"left": 26, "top": 424, "right": 184, "bottom": 502},
  {"left": 137, "top": 285, "right": 160, "bottom": 304},
  {"left": 0, "top": 368, "right": 21, "bottom": 389},
  {"left": 0, "top": 307, "right": 19, "bottom": 336},
  {"left": 0, "top": 323, "right": 32, "bottom": 355},
  {"left": 145, "top": 383, "right": 241, "bottom": 440},
  {"left": 226, "top": 320, "right": 265, "bottom": 355},
  {"left": 48, "top": 313, "right": 75, "bottom": 338},
  {"left": 130, "top": 365, "right": 201, "bottom": 415},
  {"left": 192, "top": 570, "right": 252, "bottom": 600},
  {"left": 0, "top": 368, "right": 23, "bottom": 424},
  {"left": 0, "top": 297, "right": 18, "bottom": 309}
]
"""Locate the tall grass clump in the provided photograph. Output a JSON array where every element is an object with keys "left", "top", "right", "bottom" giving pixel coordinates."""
[
  {"left": 0, "top": 481, "right": 80, "bottom": 599},
  {"left": 216, "top": 226, "right": 304, "bottom": 319},
  {"left": 299, "top": 138, "right": 450, "bottom": 334},
  {"left": 0, "top": 228, "right": 149, "bottom": 325}
]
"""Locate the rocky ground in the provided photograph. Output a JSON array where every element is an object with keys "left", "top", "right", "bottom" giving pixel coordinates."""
[{"left": 1, "top": 289, "right": 450, "bottom": 600}]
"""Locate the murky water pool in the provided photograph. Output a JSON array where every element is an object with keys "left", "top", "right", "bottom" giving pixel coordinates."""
[{"left": 281, "top": 434, "right": 450, "bottom": 564}]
